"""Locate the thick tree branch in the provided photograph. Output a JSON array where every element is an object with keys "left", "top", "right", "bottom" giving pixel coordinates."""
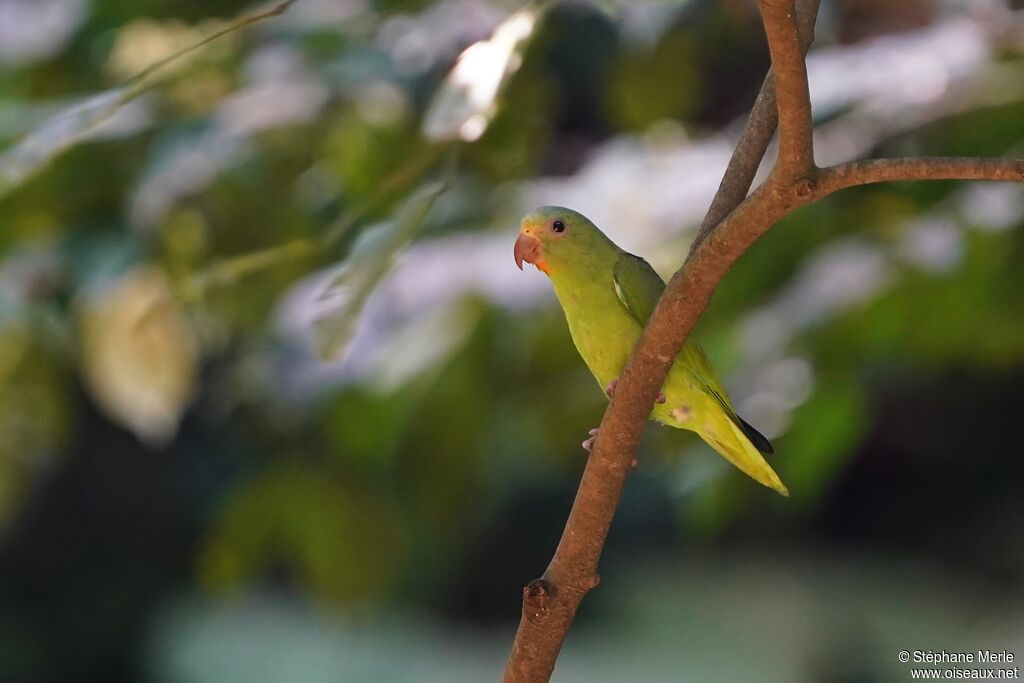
[
  {"left": 694, "top": 0, "right": 821, "bottom": 250},
  {"left": 759, "top": 0, "right": 815, "bottom": 177},
  {"left": 500, "top": 3, "right": 1024, "bottom": 682}
]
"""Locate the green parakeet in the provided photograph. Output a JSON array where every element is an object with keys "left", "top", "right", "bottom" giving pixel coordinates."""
[{"left": 514, "top": 206, "right": 788, "bottom": 496}]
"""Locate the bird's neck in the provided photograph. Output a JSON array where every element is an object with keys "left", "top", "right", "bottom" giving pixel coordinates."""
[{"left": 546, "top": 250, "right": 619, "bottom": 308}]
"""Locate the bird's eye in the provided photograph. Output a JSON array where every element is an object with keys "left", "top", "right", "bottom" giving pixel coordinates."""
[{"left": 552, "top": 220, "right": 566, "bottom": 233}]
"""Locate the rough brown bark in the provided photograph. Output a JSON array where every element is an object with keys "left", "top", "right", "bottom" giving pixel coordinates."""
[{"left": 500, "top": 2, "right": 1024, "bottom": 682}]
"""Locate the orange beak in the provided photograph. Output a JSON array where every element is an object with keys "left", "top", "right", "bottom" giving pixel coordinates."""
[{"left": 514, "top": 231, "right": 543, "bottom": 271}]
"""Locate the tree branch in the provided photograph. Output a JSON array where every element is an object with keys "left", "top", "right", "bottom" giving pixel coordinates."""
[
  {"left": 815, "top": 157, "right": 1024, "bottom": 194},
  {"left": 500, "top": 4, "right": 1024, "bottom": 683},
  {"left": 759, "top": 0, "right": 815, "bottom": 177},
  {"left": 693, "top": 0, "right": 821, "bottom": 250}
]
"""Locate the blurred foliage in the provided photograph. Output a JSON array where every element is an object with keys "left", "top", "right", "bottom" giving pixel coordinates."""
[
  {"left": 312, "top": 179, "right": 447, "bottom": 359},
  {"left": 1, "top": 0, "right": 1024, "bottom": 681},
  {"left": 605, "top": 27, "right": 700, "bottom": 131}
]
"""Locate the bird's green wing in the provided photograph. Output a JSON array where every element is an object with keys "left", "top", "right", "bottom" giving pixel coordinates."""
[
  {"left": 612, "top": 252, "right": 665, "bottom": 326},
  {"left": 682, "top": 343, "right": 775, "bottom": 455},
  {"left": 613, "top": 252, "right": 773, "bottom": 455}
]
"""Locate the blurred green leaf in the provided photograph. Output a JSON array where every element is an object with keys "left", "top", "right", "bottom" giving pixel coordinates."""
[
  {"left": 780, "top": 376, "right": 868, "bottom": 500},
  {"left": 326, "top": 113, "right": 422, "bottom": 201},
  {"left": 0, "top": 321, "right": 71, "bottom": 526},
  {"left": 199, "top": 464, "right": 404, "bottom": 604},
  {"left": 0, "top": 0, "right": 297, "bottom": 200},
  {"left": 313, "top": 180, "right": 446, "bottom": 360},
  {"left": 604, "top": 28, "right": 701, "bottom": 131}
]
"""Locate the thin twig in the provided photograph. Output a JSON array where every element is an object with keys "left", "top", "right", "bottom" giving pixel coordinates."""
[
  {"left": 815, "top": 157, "right": 1024, "bottom": 194},
  {"left": 180, "top": 145, "right": 446, "bottom": 300},
  {"left": 121, "top": 0, "right": 299, "bottom": 95},
  {"left": 322, "top": 145, "right": 446, "bottom": 248}
]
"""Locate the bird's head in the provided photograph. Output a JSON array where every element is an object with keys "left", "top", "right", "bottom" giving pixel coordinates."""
[{"left": 514, "top": 206, "right": 606, "bottom": 276}]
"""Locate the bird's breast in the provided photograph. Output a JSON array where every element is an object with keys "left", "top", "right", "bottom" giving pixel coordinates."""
[{"left": 556, "top": 286, "right": 642, "bottom": 389}]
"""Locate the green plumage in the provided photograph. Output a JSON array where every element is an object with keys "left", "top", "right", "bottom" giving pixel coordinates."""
[{"left": 517, "top": 206, "right": 788, "bottom": 496}]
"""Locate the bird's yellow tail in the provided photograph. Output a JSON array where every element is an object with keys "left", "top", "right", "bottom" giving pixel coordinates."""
[{"left": 700, "top": 419, "right": 789, "bottom": 496}]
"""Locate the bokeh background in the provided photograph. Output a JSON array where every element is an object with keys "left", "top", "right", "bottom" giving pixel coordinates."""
[{"left": 2, "top": 0, "right": 1024, "bottom": 681}]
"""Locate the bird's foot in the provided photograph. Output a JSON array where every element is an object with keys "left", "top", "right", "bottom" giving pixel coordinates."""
[
  {"left": 582, "top": 427, "right": 640, "bottom": 469},
  {"left": 605, "top": 378, "right": 665, "bottom": 404},
  {"left": 604, "top": 380, "right": 617, "bottom": 398}
]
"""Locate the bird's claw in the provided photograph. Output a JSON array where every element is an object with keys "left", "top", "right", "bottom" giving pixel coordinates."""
[
  {"left": 604, "top": 380, "right": 618, "bottom": 398},
  {"left": 606, "top": 379, "right": 665, "bottom": 405},
  {"left": 583, "top": 427, "right": 639, "bottom": 469}
]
